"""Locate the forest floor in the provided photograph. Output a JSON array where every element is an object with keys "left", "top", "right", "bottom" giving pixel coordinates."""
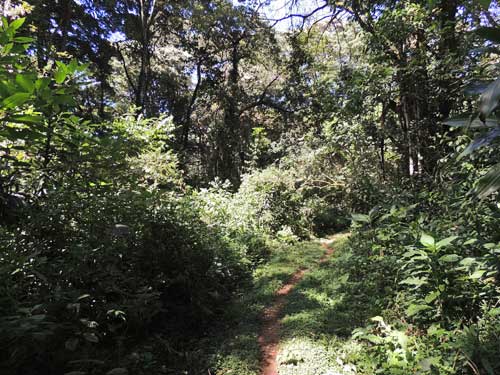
[{"left": 187, "top": 232, "right": 377, "bottom": 375}]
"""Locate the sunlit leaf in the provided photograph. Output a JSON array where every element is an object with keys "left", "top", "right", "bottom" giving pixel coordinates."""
[
  {"left": 424, "top": 291, "right": 440, "bottom": 303},
  {"left": 9, "top": 18, "right": 25, "bottom": 31},
  {"left": 420, "top": 233, "right": 435, "bottom": 248},
  {"left": 6, "top": 114, "right": 44, "bottom": 125},
  {"left": 400, "top": 276, "right": 427, "bottom": 287},
  {"left": 2, "top": 92, "right": 30, "bottom": 108},
  {"left": 469, "top": 269, "right": 486, "bottom": 279},
  {"left": 351, "top": 213, "right": 370, "bottom": 223},
  {"left": 54, "top": 65, "right": 68, "bottom": 84},
  {"left": 474, "top": 162, "right": 500, "bottom": 198},
  {"left": 435, "top": 236, "right": 458, "bottom": 249},
  {"left": 438, "top": 254, "right": 461, "bottom": 263},
  {"left": 15, "top": 73, "right": 35, "bottom": 93}
]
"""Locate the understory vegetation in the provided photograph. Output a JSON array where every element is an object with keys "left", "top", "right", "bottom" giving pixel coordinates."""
[{"left": 1, "top": 0, "right": 500, "bottom": 374}]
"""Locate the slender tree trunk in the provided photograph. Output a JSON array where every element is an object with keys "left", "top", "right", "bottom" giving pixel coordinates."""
[{"left": 219, "top": 38, "right": 242, "bottom": 188}]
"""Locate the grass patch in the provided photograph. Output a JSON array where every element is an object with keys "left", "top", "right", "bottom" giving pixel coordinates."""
[
  {"left": 210, "top": 241, "right": 329, "bottom": 375},
  {"left": 165, "top": 233, "right": 387, "bottom": 375},
  {"left": 277, "top": 233, "right": 386, "bottom": 375}
]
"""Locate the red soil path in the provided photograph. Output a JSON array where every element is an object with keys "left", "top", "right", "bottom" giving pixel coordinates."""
[{"left": 258, "top": 241, "right": 335, "bottom": 375}]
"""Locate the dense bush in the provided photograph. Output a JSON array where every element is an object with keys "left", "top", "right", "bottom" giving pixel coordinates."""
[
  {"left": 0, "top": 110, "right": 260, "bottom": 374},
  {"left": 345, "top": 150, "right": 500, "bottom": 374}
]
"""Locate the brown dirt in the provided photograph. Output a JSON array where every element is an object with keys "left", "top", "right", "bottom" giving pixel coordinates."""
[{"left": 257, "top": 241, "right": 334, "bottom": 375}]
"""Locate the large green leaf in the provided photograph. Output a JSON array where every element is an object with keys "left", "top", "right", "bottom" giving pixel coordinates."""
[
  {"left": 9, "top": 18, "right": 25, "bottom": 31},
  {"left": 420, "top": 233, "right": 435, "bottom": 248},
  {"left": 445, "top": 117, "right": 498, "bottom": 128},
  {"left": 424, "top": 290, "right": 440, "bottom": 303},
  {"left": 435, "top": 236, "right": 458, "bottom": 249},
  {"left": 464, "top": 81, "right": 493, "bottom": 96},
  {"left": 2, "top": 92, "right": 30, "bottom": 108},
  {"left": 400, "top": 276, "right": 428, "bottom": 287},
  {"left": 351, "top": 213, "right": 370, "bottom": 223},
  {"left": 479, "top": 77, "right": 500, "bottom": 120},
  {"left": 54, "top": 64, "right": 68, "bottom": 84},
  {"left": 13, "top": 36, "right": 33, "bottom": 43},
  {"left": 438, "top": 254, "right": 461, "bottom": 263},
  {"left": 15, "top": 73, "right": 35, "bottom": 93},
  {"left": 458, "top": 127, "right": 500, "bottom": 159},
  {"left": 6, "top": 114, "right": 44, "bottom": 125},
  {"left": 474, "top": 162, "right": 500, "bottom": 198}
]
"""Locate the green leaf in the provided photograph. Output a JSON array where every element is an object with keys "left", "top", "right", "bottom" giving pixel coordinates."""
[
  {"left": 458, "top": 127, "right": 500, "bottom": 160},
  {"left": 463, "top": 238, "right": 477, "bottom": 245},
  {"left": 464, "top": 81, "right": 492, "bottom": 96},
  {"left": 351, "top": 213, "right": 370, "bottom": 223},
  {"left": 474, "top": 162, "right": 500, "bottom": 199},
  {"left": 444, "top": 117, "right": 497, "bottom": 128},
  {"left": 15, "top": 73, "right": 35, "bottom": 93},
  {"left": 428, "top": 324, "right": 447, "bottom": 336},
  {"left": 2, "top": 92, "right": 30, "bottom": 108},
  {"left": 2, "top": 42, "right": 13, "bottom": 54},
  {"left": 406, "top": 304, "right": 432, "bottom": 317},
  {"left": 438, "top": 254, "right": 461, "bottom": 263},
  {"left": 360, "top": 334, "right": 384, "bottom": 344},
  {"left": 400, "top": 276, "right": 427, "bottom": 287},
  {"left": 420, "top": 233, "right": 435, "bottom": 248},
  {"left": 424, "top": 290, "right": 440, "bottom": 303},
  {"left": 6, "top": 114, "right": 43, "bottom": 125},
  {"left": 68, "top": 59, "right": 79, "bottom": 74},
  {"left": 53, "top": 94, "right": 76, "bottom": 106},
  {"left": 477, "top": 0, "right": 492, "bottom": 9},
  {"left": 9, "top": 18, "right": 25, "bottom": 31},
  {"left": 459, "top": 257, "right": 477, "bottom": 267},
  {"left": 469, "top": 269, "right": 486, "bottom": 279},
  {"left": 54, "top": 65, "right": 68, "bottom": 84},
  {"left": 436, "top": 236, "right": 458, "bottom": 249},
  {"left": 13, "top": 36, "right": 33, "bottom": 43},
  {"left": 479, "top": 77, "right": 500, "bottom": 120},
  {"left": 488, "top": 308, "right": 500, "bottom": 317},
  {"left": 35, "top": 77, "right": 50, "bottom": 90}
]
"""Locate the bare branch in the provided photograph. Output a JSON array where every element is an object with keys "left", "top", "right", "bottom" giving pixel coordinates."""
[
  {"left": 268, "top": 2, "right": 330, "bottom": 29},
  {"left": 240, "top": 75, "right": 281, "bottom": 114}
]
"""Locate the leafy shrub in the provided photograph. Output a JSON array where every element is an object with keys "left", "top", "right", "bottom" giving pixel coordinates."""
[
  {"left": 237, "top": 166, "right": 314, "bottom": 238},
  {"left": 346, "top": 166, "right": 500, "bottom": 374}
]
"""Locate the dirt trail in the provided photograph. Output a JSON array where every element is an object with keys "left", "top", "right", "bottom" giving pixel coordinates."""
[{"left": 258, "top": 240, "right": 335, "bottom": 375}]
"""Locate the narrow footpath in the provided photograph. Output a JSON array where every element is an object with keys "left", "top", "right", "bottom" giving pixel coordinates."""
[{"left": 257, "top": 239, "right": 335, "bottom": 375}]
